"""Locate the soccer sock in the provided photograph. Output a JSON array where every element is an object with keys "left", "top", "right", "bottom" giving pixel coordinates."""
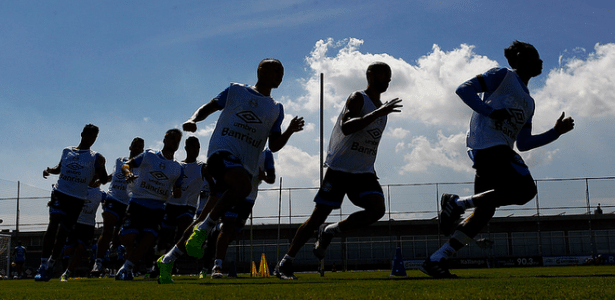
[
  {"left": 123, "top": 260, "right": 135, "bottom": 271},
  {"left": 324, "top": 222, "right": 341, "bottom": 235},
  {"left": 280, "top": 254, "right": 294, "bottom": 266},
  {"left": 455, "top": 195, "right": 475, "bottom": 210},
  {"left": 48, "top": 258, "right": 55, "bottom": 269},
  {"left": 196, "top": 216, "right": 217, "bottom": 231},
  {"left": 214, "top": 259, "right": 223, "bottom": 268},
  {"left": 429, "top": 242, "right": 456, "bottom": 262},
  {"left": 40, "top": 258, "right": 49, "bottom": 269},
  {"left": 162, "top": 245, "right": 183, "bottom": 264},
  {"left": 95, "top": 258, "right": 103, "bottom": 266}
]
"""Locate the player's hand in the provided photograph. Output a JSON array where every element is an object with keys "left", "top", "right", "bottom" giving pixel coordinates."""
[
  {"left": 379, "top": 98, "right": 402, "bottom": 115},
  {"left": 182, "top": 121, "right": 197, "bottom": 132},
  {"left": 489, "top": 108, "right": 512, "bottom": 121},
  {"left": 288, "top": 116, "right": 305, "bottom": 133},
  {"left": 43, "top": 169, "right": 49, "bottom": 179},
  {"left": 125, "top": 173, "right": 138, "bottom": 184},
  {"left": 554, "top": 112, "right": 574, "bottom": 134}
]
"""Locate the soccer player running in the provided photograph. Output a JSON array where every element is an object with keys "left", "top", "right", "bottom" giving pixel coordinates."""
[
  {"left": 420, "top": 41, "right": 575, "bottom": 279},
  {"left": 207, "top": 148, "right": 275, "bottom": 279},
  {"left": 114, "top": 129, "right": 184, "bottom": 280},
  {"left": 37, "top": 124, "right": 109, "bottom": 281},
  {"left": 157, "top": 58, "right": 304, "bottom": 284},
  {"left": 274, "top": 62, "right": 402, "bottom": 280},
  {"left": 147, "top": 136, "right": 210, "bottom": 277},
  {"left": 91, "top": 137, "right": 144, "bottom": 276}
]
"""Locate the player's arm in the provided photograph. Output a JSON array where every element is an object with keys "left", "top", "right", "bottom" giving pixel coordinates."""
[
  {"left": 268, "top": 106, "right": 304, "bottom": 152},
  {"left": 121, "top": 159, "right": 138, "bottom": 183},
  {"left": 456, "top": 70, "right": 511, "bottom": 120},
  {"left": 182, "top": 99, "right": 223, "bottom": 132},
  {"left": 43, "top": 159, "right": 62, "bottom": 179},
  {"left": 95, "top": 154, "right": 109, "bottom": 184},
  {"left": 171, "top": 167, "right": 185, "bottom": 198},
  {"left": 517, "top": 112, "right": 575, "bottom": 151},
  {"left": 341, "top": 91, "right": 402, "bottom": 135}
]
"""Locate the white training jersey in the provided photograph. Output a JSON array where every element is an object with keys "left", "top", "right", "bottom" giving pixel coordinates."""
[
  {"left": 54, "top": 147, "right": 100, "bottom": 200},
  {"left": 127, "top": 150, "right": 183, "bottom": 202},
  {"left": 106, "top": 157, "right": 132, "bottom": 205},
  {"left": 325, "top": 91, "right": 387, "bottom": 174},
  {"left": 167, "top": 161, "right": 205, "bottom": 208},
  {"left": 77, "top": 187, "right": 105, "bottom": 226},
  {"left": 467, "top": 70, "right": 535, "bottom": 150},
  {"left": 207, "top": 83, "right": 283, "bottom": 177}
]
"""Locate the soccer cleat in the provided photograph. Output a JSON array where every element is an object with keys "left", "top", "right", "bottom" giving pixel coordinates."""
[
  {"left": 211, "top": 266, "right": 223, "bottom": 279},
  {"left": 274, "top": 260, "right": 297, "bottom": 280},
  {"left": 114, "top": 268, "right": 134, "bottom": 281},
  {"left": 34, "top": 267, "right": 51, "bottom": 282},
  {"left": 91, "top": 263, "right": 102, "bottom": 277},
  {"left": 185, "top": 225, "right": 208, "bottom": 258},
  {"left": 60, "top": 273, "right": 69, "bottom": 282},
  {"left": 156, "top": 256, "right": 174, "bottom": 284},
  {"left": 419, "top": 259, "right": 458, "bottom": 279},
  {"left": 313, "top": 223, "right": 334, "bottom": 260},
  {"left": 439, "top": 194, "right": 464, "bottom": 235}
]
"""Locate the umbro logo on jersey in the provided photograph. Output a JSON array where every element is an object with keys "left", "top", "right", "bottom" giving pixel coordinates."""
[
  {"left": 367, "top": 128, "right": 383, "bottom": 140},
  {"left": 509, "top": 108, "right": 525, "bottom": 124},
  {"left": 236, "top": 111, "right": 262, "bottom": 124},
  {"left": 150, "top": 171, "right": 169, "bottom": 181},
  {"left": 66, "top": 162, "right": 84, "bottom": 171}
]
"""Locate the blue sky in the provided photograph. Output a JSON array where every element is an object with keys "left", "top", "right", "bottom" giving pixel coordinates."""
[{"left": 1, "top": 1, "right": 614, "bottom": 227}]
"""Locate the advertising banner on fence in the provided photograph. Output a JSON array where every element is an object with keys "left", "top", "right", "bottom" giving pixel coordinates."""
[{"left": 543, "top": 255, "right": 592, "bottom": 266}]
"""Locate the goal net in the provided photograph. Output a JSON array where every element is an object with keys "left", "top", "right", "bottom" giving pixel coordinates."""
[{"left": 0, "top": 234, "right": 10, "bottom": 278}]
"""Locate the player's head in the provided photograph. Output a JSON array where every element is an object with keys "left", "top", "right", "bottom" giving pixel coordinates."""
[
  {"left": 505, "top": 41, "right": 542, "bottom": 77},
  {"left": 80, "top": 124, "right": 99, "bottom": 147},
  {"left": 185, "top": 136, "right": 200, "bottom": 159},
  {"left": 129, "top": 137, "right": 145, "bottom": 157},
  {"left": 257, "top": 58, "right": 284, "bottom": 88},
  {"left": 366, "top": 62, "right": 392, "bottom": 93},
  {"left": 163, "top": 128, "right": 183, "bottom": 152}
]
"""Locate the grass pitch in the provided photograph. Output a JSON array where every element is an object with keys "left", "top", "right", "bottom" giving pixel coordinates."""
[{"left": 1, "top": 266, "right": 614, "bottom": 299}]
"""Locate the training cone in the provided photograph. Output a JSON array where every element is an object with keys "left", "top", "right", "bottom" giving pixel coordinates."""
[
  {"left": 251, "top": 261, "right": 258, "bottom": 277},
  {"left": 258, "top": 253, "right": 270, "bottom": 277},
  {"left": 228, "top": 261, "right": 237, "bottom": 278},
  {"left": 390, "top": 247, "right": 407, "bottom": 276}
]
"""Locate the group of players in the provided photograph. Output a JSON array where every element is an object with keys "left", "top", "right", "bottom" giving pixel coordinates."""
[{"left": 35, "top": 40, "right": 575, "bottom": 283}]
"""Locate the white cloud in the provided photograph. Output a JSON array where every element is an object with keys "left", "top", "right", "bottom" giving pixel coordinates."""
[
  {"left": 275, "top": 145, "right": 321, "bottom": 182},
  {"left": 532, "top": 43, "right": 615, "bottom": 130},
  {"left": 400, "top": 131, "right": 471, "bottom": 174},
  {"left": 388, "top": 127, "right": 411, "bottom": 139}
]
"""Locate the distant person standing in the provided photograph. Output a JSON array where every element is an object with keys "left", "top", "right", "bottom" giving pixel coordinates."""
[
  {"left": 114, "top": 129, "right": 184, "bottom": 280},
  {"left": 12, "top": 241, "right": 26, "bottom": 279},
  {"left": 595, "top": 203, "right": 603, "bottom": 215},
  {"left": 421, "top": 41, "right": 574, "bottom": 279},
  {"left": 156, "top": 58, "right": 304, "bottom": 284},
  {"left": 37, "top": 124, "right": 109, "bottom": 281},
  {"left": 91, "top": 137, "right": 144, "bottom": 276},
  {"left": 274, "top": 62, "right": 402, "bottom": 280}
]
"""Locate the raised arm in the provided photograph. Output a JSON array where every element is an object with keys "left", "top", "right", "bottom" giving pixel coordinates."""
[
  {"left": 182, "top": 99, "right": 223, "bottom": 132},
  {"left": 43, "top": 159, "right": 62, "bottom": 179},
  {"left": 268, "top": 116, "right": 304, "bottom": 152},
  {"left": 341, "top": 92, "right": 402, "bottom": 136},
  {"left": 516, "top": 112, "right": 575, "bottom": 151}
]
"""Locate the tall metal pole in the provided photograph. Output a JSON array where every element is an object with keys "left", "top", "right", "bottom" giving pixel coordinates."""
[
  {"left": 320, "top": 73, "right": 324, "bottom": 186},
  {"left": 16, "top": 181, "right": 20, "bottom": 239}
]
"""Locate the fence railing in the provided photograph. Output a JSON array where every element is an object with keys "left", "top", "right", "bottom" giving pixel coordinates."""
[{"left": 1, "top": 177, "right": 614, "bottom": 233}]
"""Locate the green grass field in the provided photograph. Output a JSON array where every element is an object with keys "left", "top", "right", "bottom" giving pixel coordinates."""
[{"left": 1, "top": 266, "right": 614, "bottom": 300}]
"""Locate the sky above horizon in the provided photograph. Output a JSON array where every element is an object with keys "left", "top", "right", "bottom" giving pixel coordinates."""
[{"left": 1, "top": 1, "right": 614, "bottom": 228}]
